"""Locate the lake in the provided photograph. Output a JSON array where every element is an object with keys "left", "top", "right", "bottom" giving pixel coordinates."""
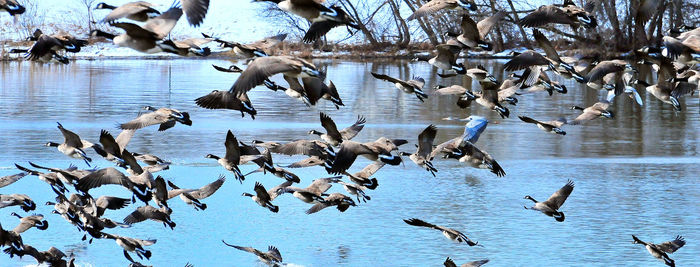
[{"left": 0, "top": 59, "right": 698, "bottom": 266}]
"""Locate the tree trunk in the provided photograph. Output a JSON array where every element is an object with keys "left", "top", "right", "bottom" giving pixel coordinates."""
[
  {"left": 402, "top": 0, "right": 439, "bottom": 45},
  {"left": 339, "top": 0, "right": 378, "bottom": 45},
  {"left": 602, "top": 0, "right": 625, "bottom": 50},
  {"left": 506, "top": 0, "right": 531, "bottom": 48}
]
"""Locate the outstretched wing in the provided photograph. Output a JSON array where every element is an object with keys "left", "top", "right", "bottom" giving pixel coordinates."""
[{"left": 542, "top": 180, "right": 574, "bottom": 210}]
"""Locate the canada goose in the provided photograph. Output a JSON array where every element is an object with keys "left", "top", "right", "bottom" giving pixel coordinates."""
[
  {"left": 0, "top": 172, "right": 26, "bottom": 188},
  {"left": 455, "top": 15, "right": 491, "bottom": 51},
  {"left": 494, "top": 78, "right": 520, "bottom": 105},
  {"left": 309, "top": 113, "right": 366, "bottom": 146},
  {"left": 513, "top": 70, "right": 567, "bottom": 95},
  {"left": 518, "top": 116, "right": 567, "bottom": 135},
  {"left": 123, "top": 205, "right": 176, "bottom": 229},
  {"left": 242, "top": 182, "right": 279, "bottom": 213},
  {"left": 1, "top": 0, "right": 25, "bottom": 16},
  {"left": 195, "top": 89, "right": 257, "bottom": 119},
  {"left": 632, "top": 235, "right": 685, "bottom": 267},
  {"left": 343, "top": 161, "right": 383, "bottom": 190},
  {"left": 94, "top": 129, "right": 126, "bottom": 167},
  {"left": 444, "top": 257, "right": 489, "bottom": 267},
  {"left": 399, "top": 124, "right": 438, "bottom": 176},
  {"left": 459, "top": 80, "right": 510, "bottom": 118},
  {"left": 370, "top": 72, "right": 428, "bottom": 101},
  {"left": 407, "top": 0, "right": 476, "bottom": 21},
  {"left": 5, "top": 245, "right": 71, "bottom": 266},
  {"left": 208, "top": 33, "right": 287, "bottom": 58},
  {"left": 0, "top": 194, "right": 36, "bottom": 212},
  {"left": 337, "top": 181, "right": 370, "bottom": 203},
  {"left": 245, "top": 149, "right": 301, "bottom": 183},
  {"left": 101, "top": 232, "right": 156, "bottom": 263},
  {"left": 301, "top": 5, "right": 359, "bottom": 43},
  {"left": 75, "top": 166, "right": 153, "bottom": 204},
  {"left": 0, "top": 223, "right": 23, "bottom": 253},
  {"left": 14, "top": 164, "right": 68, "bottom": 193},
  {"left": 119, "top": 106, "right": 192, "bottom": 131},
  {"left": 404, "top": 218, "right": 479, "bottom": 246},
  {"left": 122, "top": 148, "right": 169, "bottom": 175},
  {"left": 158, "top": 38, "right": 212, "bottom": 56},
  {"left": 279, "top": 176, "right": 341, "bottom": 203},
  {"left": 585, "top": 60, "right": 638, "bottom": 98},
  {"left": 428, "top": 44, "right": 466, "bottom": 75},
  {"left": 466, "top": 65, "right": 498, "bottom": 83},
  {"left": 25, "top": 162, "right": 87, "bottom": 185},
  {"left": 532, "top": 29, "right": 584, "bottom": 82},
  {"left": 519, "top": 0, "right": 597, "bottom": 29},
  {"left": 524, "top": 180, "right": 574, "bottom": 222},
  {"left": 46, "top": 122, "right": 96, "bottom": 166},
  {"left": 86, "top": 196, "right": 131, "bottom": 217},
  {"left": 570, "top": 101, "right": 614, "bottom": 124},
  {"left": 325, "top": 138, "right": 404, "bottom": 174},
  {"left": 254, "top": 139, "right": 333, "bottom": 159},
  {"left": 610, "top": 72, "right": 645, "bottom": 106},
  {"left": 20, "top": 30, "right": 88, "bottom": 64},
  {"left": 90, "top": 6, "right": 182, "bottom": 54},
  {"left": 504, "top": 50, "right": 557, "bottom": 87},
  {"left": 306, "top": 192, "right": 356, "bottom": 214},
  {"left": 443, "top": 140, "right": 505, "bottom": 177},
  {"left": 645, "top": 81, "right": 692, "bottom": 111},
  {"left": 95, "top": 1, "right": 161, "bottom": 23},
  {"left": 221, "top": 240, "right": 282, "bottom": 265},
  {"left": 663, "top": 35, "right": 699, "bottom": 65},
  {"left": 10, "top": 212, "right": 48, "bottom": 234},
  {"left": 131, "top": 152, "right": 168, "bottom": 166},
  {"left": 230, "top": 56, "right": 323, "bottom": 97},
  {"left": 206, "top": 130, "right": 248, "bottom": 183},
  {"left": 166, "top": 175, "right": 225, "bottom": 210},
  {"left": 302, "top": 79, "right": 344, "bottom": 109}
]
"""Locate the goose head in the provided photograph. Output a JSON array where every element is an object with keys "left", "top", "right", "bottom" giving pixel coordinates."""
[
  {"left": 308, "top": 130, "right": 323, "bottom": 136},
  {"left": 94, "top": 2, "right": 117, "bottom": 10},
  {"left": 523, "top": 195, "right": 537, "bottom": 202},
  {"left": 241, "top": 192, "right": 254, "bottom": 197},
  {"left": 457, "top": 0, "right": 477, "bottom": 11},
  {"left": 601, "top": 110, "right": 614, "bottom": 118},
  {"left": 205, "top": 154, "right": 220, "bottom": 160},
  {"left": 45, "top": 142, "right": 60, "bottom": 147}
]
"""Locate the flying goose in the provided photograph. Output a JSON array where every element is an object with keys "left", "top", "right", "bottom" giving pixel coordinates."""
[
  {"left": 206, "top": 130, "right": 250, "bottom": 183},
  {"left": 1, "top": 0, "right": 24, "bottom": 16},
  {"left": 404, "top": 218, "right": 479, "bottom": 246},
  {"left": 0, "top": 223, "right": 23, "bottom": 253},
  {"left": 513, "top": 70, "right": 567, "bottom": 95},
  {"left": 325, "top": 138, "right": 405, "bottom": 174},
  {"left": 244, "top": 149, "right": 301, "bottom": 183},
  {"left": 95, "top": 1, "right": 161, "bottom": 23},
  {"left": 306, "top": 192, "right": 356, "bottom": 214},
  {"left": 406, "top": 0, "right": 476, "bottom": 21},
  {"left": 337, "top": 181, "right": 370, "bottom": 203},
  {"left": 570, "top": 101, "right": 614, "bottom": 125},
  {"left": 254, "top": 139, "right": 333, "bottom": 159},
  {"left": 370, "top": 72, "right": 428, "bottom": 101},
  {"left": 663, "top": 35, "right": 700, "bottom": 66},
  {"left": 632, "top": 235, "right": 685, "bottom": 267},
  {"left": 123, "top": 205, "right": 176, "bottom": 229},
  {"left": 278, "top": 176, "right": 341, "bottom": 203},
  {"left": 503, "top": 50, "right": 557, "bottom": 87},
  {"left": 309, "top": 113, "right": 366, "bottom": 146},
  {"left": 91, "top": 6, "right": 182, "bottom": 54},
  {"left": 429, "top": 116, "right": 488, "bottom": 161},
  {"left": 459, "top": 80, "right": 510, "bottom": 118},
  {"left": 443, "top": 140, "right": 505, "bottom": 177},
  {"left": 242, "top": 182, "right": 280, "bottom": 213},
  {"left": 10, "top": 212, "right": 48, "bottom": 234},
  {"left": 301, "top": 5, "right": 359, "bottom": 43},
  {"left": 86, "top": 196, "right": 131, "bottom": 217},
  {"left": 524, "top": 180, "right": 574, "bottom": 222},
  {"left": 131, "top": 152, "right": 168, "bottom": 166},
  {"left": 585, "top": 60, "right": 638, "bottom": 98},
  {"left": 0, "top": 172, "right": 26, "bottom": 188},
  {"left": 428, "top": 44, "right": 466, "bottom": 75},
  {"left": 101, "top": 232, "right": 156, "bottom": 263},
  {"left": 19, "top": 30, "right": 88, "bottom": 64},
  {"left": 518, "top": 116, "right": 567, "bottom": 135},
  {"left": 532, "top": 29, "right": 584, "bottom": 82},
  {"left": 645, "top": 81, "right": 693, "bottom": 111},
  {"left": 455, "top": 15, "right": 492, "bottom": 51},
  {"left": 230, "top": 56, "right": 323, "bottom": 97},
  {"left": 158, "top": 38, "right": 213, "bottom": 57},
  {"left": 46, "top": 122, "right": 96, "bottom": 166},
  {"left": 221, "top": 240, "right": 282, "bottom": 265},
  {"left": 518, "top": 0, "right": 597, "bottom": 29},
  {"left": 342, "top": 161, "right": 383, "bottom": 190},
  {"left": 75, "top": 165, "right": 153, "bottom": 204},
  {"left": 444, "top": 257, "right": 490, "bottom": 267},
  {"left": 166, "top": 175, "right": 225, "bottom": 210},
  {"left": 399, "top": 124, "right": 438, "bottom": 176},
  {"left": 195, "top": 89, "right": 257, "bottom": 119},
  {"left": 119, "top": 106, "right": 192, "bottom": 131},
  {"left": 14, "top": 164, "right": 68, "bottom": 193},
  {"left": 0, "top": 194, "right": 36, "bottom": 212},
  {"left": 208, "top": 33, "right": 287, "bottom": 58}
]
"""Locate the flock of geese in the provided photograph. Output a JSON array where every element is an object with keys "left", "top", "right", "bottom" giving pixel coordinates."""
[{"left": 1, "top": 0, "right": 699, "bottom": 266}]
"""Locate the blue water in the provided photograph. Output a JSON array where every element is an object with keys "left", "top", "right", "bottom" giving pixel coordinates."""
[{"left": 0, "top": 59, "right": 698, "bottom": 266}]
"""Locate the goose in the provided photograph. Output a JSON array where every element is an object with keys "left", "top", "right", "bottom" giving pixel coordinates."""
[
  {"left": 166, "top": 175, "right": 225, "bottom": 210},
  {"left": 503, "top": 50, "right": 557, "bottom": 87},
  {"left": 90, "top": 6, "right": 182, "bottom": 54},
  {"left": 119, "top": 106, "right": 192, "bottom": 131},
  {"left": 302, "top": 79, "right": 344, "bottom": 109},
  {"left": 301, "top": 5, "right": 358, "bottom": 43},
  {"left": 325, "top": 138, "right": 405, "bottom": 174},
  {"left": 20, "top": 30, "right": 88, "bottom": 64},
  {"left": 208, "top": 33, "right": 287, "bottom": 58},
  {"left": 444, "top": 257, "right": 489, "bottom": 267},
  {"left": 513, "top": 70, "right": 567, "bottom": 95},
  {"left": 632, "top": 235, "right": 685, "bottom": 267},
  {"left": 122, "top": 149, "right": 170, "bottom": 175},
  {"left": 455, "top": 15, "right": 492, "bottom": 51},
  {"left": 0, "top": 194, "right": 36, "bottom": 212},
  {"left": 459, "top": 80, "right": 510, "bottom": 118},
  {"left": 404, "top": 218, "right": 479, "bottom": 246},
  {"left": 524, "top": 180, "right": 574, "bottom": 222},
  {"left": 427, "top": 44, "right": 466, "bottom": 75},
  {"left": 518, "top": 0, "right": 597, "bottom": 29},
  {"left": 493, "top": 78, "right": 520, "bottom": 105},
  {"left": 254, "top": 0, "right": 358, "bottom": 43},
  {"left": 245, "top": 149, "right": 301, "bottom": 183},
  {"left": 370, "top": 72, "right": 428, "bottom": 101},
  {"left": 466, "top": 65, "right": 498, "bottom": 83},
  {"left": 280, "top": 156, "right": 326, "bottom": 168},
  {"left": 46, "top": 122, "right": 96, "bottom": 166},
  {"left": 0, "top": 172, "right": 26, "bottom": 188},
  {"left": 5, "top": 245, "right": 71, "bottom": 266},
  {"left": 0, "top": 223, "right": 23, "bottom": 253},
  {"left": 10, "top": 212, "right": 48, "bottom": 234},
  {"left": 95, "top": 1, "right": 161, "bottom": 23},
  {"left": 94, "top": 130, "right": 126, "bottom": 167},
  {"left": 612, "top": 72, "right": 645, "bottom": 106},
  {"left": 518, "top": 116, "right": 567, "bottom": 135},
  {"left": 585, "top": 60, "right": 638, "bottom": 99},
  {"left": 406, "top": 0, "right": 476, "bottom": 21},
  {"left": 221, "top": 241, "right": 282, "bottom": 265},
  {"left": 532, "top": 29, "right": 584, "bottom": 82},
  {"left": 14, "top": 164, "right": 68, "bottom": 193},
  {"left": 429, "top": 115, "right": 488, "bottom": 160},
  {"left": 279, "top": 176, "right": 341, "bottom": 203},
  {"left": 399, "top": 124, "right": 438, "bottom": 176},
  {"left": 230, "top": 56, "right": 323, "bottom": 97},
  {"left": 75, "top": 166, "right": 153, "bottom": 204},
  {"left": 242, "top": 182, "right": 280, "bottom": 213},
  {"left": 195, "top": 90, "right": 257, "bottom": 119},
  {"left": 123, "top": 205, "right": 176, "bottom": 229},
  {"left": 309, "top": 113, "right": 366, "bottom": 146},
  {"left": 663, "top": 35, "right": 699, "bottom": 66},
  {"left": 306, "top": 192, "right": 356, "bottom": 214},
  {"left": 337, "top": 181, "right": 370, "bottom": 203},
  {"left": 85, "top": 196, "right": 131, "bottom": 217},
  {"left": 158, "top": 38, "right": 212, "bottom": 57},
  {"left": 101, "top": 233, "right": 156, "bottom": 263},
  {"left": 131, "top": 152, "right": 168, "bottom": 166},
  {"left": 645, "top": 81, "right": 693, "bottom": 111},
  {"left": 254, "top": 139, "right": 333, "bottom": 159},
  {"left": 0, "top": 0, "right": 25, "bottom": 16},
  {"left": 443, "top": 140, "right": 505, "bottom": 177},
  {"left": 570, "top": 101, "right": 614, "bottom": 124},
  {"left": 206, "top": 130, "right": 248, "bottom": 183}
]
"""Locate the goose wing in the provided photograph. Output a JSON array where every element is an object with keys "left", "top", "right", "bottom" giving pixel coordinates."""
[
  {"left": 181, "top": 0, "right": 210, "bottom": 27},
  {"left": 464, "top": 259, "right": 490, "bottom": 267},
  {"left": 429, "top": 137, "right": 460, "bottom": 160},
  {"left": 518, "top": 5, "right": 570, "bottom": 27},
  {"left": 57, "top": 123, "right": 84, "bottom": 149},
  {"left": 189, "top": 175, "right": 225, "bottom": 199},
  {"left": 433, "top": 85, "right": 468, "bottom": 95},
  {"left": 370, "top": 72, "right": 413, "bottom": 88},
  {"left": 407, "top": 0, "right": 452, "bottom": 21},
  {"left": 271, "top": 140, "right": 324, "bottom": 157},
  {"left": 657, "top": 236, "right": 685, "bottom": 253},
  {"left": 518, "top": 115, "right": 543, "bottom": 125},
  {"left": 533, "top": 29, "right": 562, "bottom": 63},
  {"left": 327, "top": 142, "right": 374, "bottom": 174},
  {"left": 13, "top": 217, "right": 40, "bottom": 234},
  {"left": 119, "top": 110, "right": 167, "bottom": 130},
  {"left": 27, "top": 35, "right": 62, "bottom": 60},
  {"left": 459, "top": 14, "right": 481, "bottom": 43},
  {"left": 143, "top": 7, "right": 183, "bottom": 39},
  {"left": 267, "top": 246, "right": 283, "bottom": 262},
  {"left": 319, "top": 112, "right": 343, "bottom": 142},
  {"left": 267, "top": 180, "right": 294, "bottom": 201},
  {"left": 339, "top": 115, "right": 366, "bottom": 140},
  {"left": 282, "top": 156, "right": 325, "bottom": 168},
  {"left": 542, "top": 180, "right": 574, "bottom": 210},
  {"left": 102, "top": 2, "right": 159, "bottom": 23},
  {"left": 231, "top": 56, "right": 303, "bottom": 96},
  {"left": 352, "top": 161, "right": 385, "bottom": 178},
  {"left": 115, "top": 129, "right": 135, "bottom": 152},
  {"left": 95, "top": 196, "right": 131, "bottom": 210},
  {"left": 417, "top": 125, "right": 437, "bottom": 157},
  {"left": 305, "top": 201, "right": 331, "bottom": 214},
  {"left": 585, "top": 61, "right": 624, "bottom": 82},
  {"left": 444, "top": 257, "right": 458, "bottom": 267},
  {"left": 403, "top": 218, "right": 440, "bottom": 230},
  {"left": 254, "top": 182, "right": 272, "bottom": 202},
  {"left": 222, "top": 241, "right": 265, "bottom": 257},
  {"left": 477, "top": 11, "right": 506, "bottom": 39},
  {"left": 635, "top": 0, "right": 660, "bottom": 22},
  {"left": 123, "top": 205, "right": 168, "bottom": 224},
  {"left": 570, "top": 110, "right": 598, "bottom": 125},
  {"left": 503, "top": 50, "right": 549, "bottom": 71},
  {"left": 99, "top": 130, "right": 122, "bottom": 158},
  {"left": 111, "top": 22, "right": 158, "bottom": 40},
  {"left": 307, "top": 176, "right": 341, "bottom": 195},
  {"left": 0, "top": 173, "right": 26, "bottom": 188},
  {"left": 224, "top": 130, "right": 241, "bottom": 164},
  {"left": 76, "top": 167, "right": 130, "bottom": 192}
]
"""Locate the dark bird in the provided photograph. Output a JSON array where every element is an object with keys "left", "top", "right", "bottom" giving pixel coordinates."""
[
  {"left": 404, "top": 218, "right": 479, "bottom": 246},
  {"left": 632, "top": 235, "right": 685, "bottom": 267},
  {"left": 524, "top": 180, "right": 574, "bottom": 222}
]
